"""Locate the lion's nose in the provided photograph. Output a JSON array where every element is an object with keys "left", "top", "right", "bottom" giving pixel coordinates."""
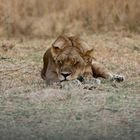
[{"left": 61, "top": 72, "right": 71, "bottom": 78}]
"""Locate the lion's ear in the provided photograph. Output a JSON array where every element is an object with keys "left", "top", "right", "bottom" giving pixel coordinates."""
[
  {"left": 85, "top": 48, "right": 94, "bottom": 60},
  {"left": 79, "top": 40, "right": 93, "bottom": 54},
  {"left": 52, "top": 35, "right": 72, "bottom": 49},
  {"left": 52, "top": 38, "right": 64, "bottom": 49}
]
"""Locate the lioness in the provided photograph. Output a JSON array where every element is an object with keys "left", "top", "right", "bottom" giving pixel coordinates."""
[{"left": 41, "top": 35, "right": 124, "bottom": 84}]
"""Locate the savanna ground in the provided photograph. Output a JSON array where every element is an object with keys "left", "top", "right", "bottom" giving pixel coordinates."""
[
  {"left": 0, "top": 31, "right": 140, "bottom": 140},
  {"left": 0, "top": 0, "right": 140, "bottom": 140}
]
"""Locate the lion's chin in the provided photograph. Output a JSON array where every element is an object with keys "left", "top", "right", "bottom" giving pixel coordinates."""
[
  {"left": 60, "top": 79, "right": 68, "bottom": 82},
  {"left": 58, "top": 75, "right": 78, "bottom": 82}
]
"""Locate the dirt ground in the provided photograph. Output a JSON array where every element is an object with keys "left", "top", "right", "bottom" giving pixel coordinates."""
[{"left": 0, "top": 31, "right": 140, "bottom": 140}]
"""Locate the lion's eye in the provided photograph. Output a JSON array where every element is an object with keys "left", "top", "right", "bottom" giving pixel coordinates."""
[
  {"left": 74, "top": 61, "right": 79, "bottom": 66},
  {"left": 57, "top": 60, "right": 62, "bottom": 64},
  {"left": 54, "top": 47, "right": 60, "bottom": 50}
]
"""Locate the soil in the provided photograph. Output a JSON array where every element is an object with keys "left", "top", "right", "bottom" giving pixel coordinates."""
[{"left": 0, "top": 31, "right": 140, "bottom": 140}]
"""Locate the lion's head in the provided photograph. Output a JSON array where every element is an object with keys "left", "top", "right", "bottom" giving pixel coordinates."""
[
  {"left": 50, "top": 35, "right": 87, "bottom": 81},
  {"left": 51, "top": 35, "right": 94, "bottom": 61},
  {"left": 42, "top": 35, "right": 124, "bottom": 84},
  {"left": 55, "top": 47, "right": 86, "bottom": 81}
]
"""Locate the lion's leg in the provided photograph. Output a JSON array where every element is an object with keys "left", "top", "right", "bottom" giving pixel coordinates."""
[
  {"left": 79, "top": 64, "right": 100, "bottom": 87},
  {"left": 42, "top": 67, "right": 60, "bottom": 84},
  {"left": 41, "top": 62, "right": 60, "bottom": 84},
  {"left": 41, "top": 50, "right": 50, "bottom": 80},
  {"left": 83, "top": 64, "right": 94, "bottom": 79},
  {"left": 45, "top": 71, "right": 60, "bottom": 85},
  {"left": 91, "top": 60, "right": 124, "bottom": 82},
  {"left": 41, "top": 65, "right": 47, "bottom": 80},
  {"left": 41, "top": 49, "right": 60, "bottom": 84},
  {"left": 91, "top": 60, "right": 112, "bottom": 79}
]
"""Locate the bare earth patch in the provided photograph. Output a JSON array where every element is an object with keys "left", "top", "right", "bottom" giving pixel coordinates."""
[{"left": 0, "top": 32, "right": 140, "bottom": 140}]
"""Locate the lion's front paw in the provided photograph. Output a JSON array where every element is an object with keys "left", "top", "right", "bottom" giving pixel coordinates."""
[
  {"left": 60, "top": 79, "right": 82, "bottom": 90},
  {"left": 83, "top": 78, "right": 101, "bottom": 85},
  {"left": 82, "top": 78, "right": 101, "bottom": 90},
  {"left": 112, "top": 74, "right": 125, "bottom": 82}
]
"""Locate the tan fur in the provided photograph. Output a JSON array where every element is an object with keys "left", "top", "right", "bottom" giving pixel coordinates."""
[{"left": 41, "top": 35, "right": 123, "bottom": 84}]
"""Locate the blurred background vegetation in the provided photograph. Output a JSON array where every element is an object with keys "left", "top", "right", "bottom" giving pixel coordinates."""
[{"left": 0, "top": 0, "right": 139, "bottom": 38}]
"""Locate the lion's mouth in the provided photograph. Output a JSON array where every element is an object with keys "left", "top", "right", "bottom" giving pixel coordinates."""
[
  {"left": 60, "top": 75, "right": 84, "bottom": 83},
  {"left": 60, "top": 78, "right": 68, "bottom": 82}
]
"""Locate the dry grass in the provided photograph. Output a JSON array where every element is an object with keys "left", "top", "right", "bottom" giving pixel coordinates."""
[
  {"left": 0, "top": 32, "right": 140, "bottom": 139},
  {"left": 0, "top": 1, "right": 140, "bottom": 139},
  {"left": 0, "top": 0, "right": 140, "bottom": 38}
]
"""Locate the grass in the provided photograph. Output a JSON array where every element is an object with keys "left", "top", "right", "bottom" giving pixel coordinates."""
[
  {"left": 0, "top": 0, "right": 140, "bottom": 37},
  {"left": 0, "top": 31, "right": 140, "bottom": 140}
]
